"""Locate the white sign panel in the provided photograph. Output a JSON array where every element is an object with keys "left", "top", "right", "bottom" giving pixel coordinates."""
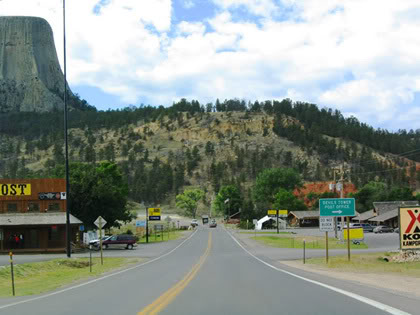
[
  {"left": 320, "top": 217, "right": 334, "bottom": 232},
  {"left": 60, "top": 192, "right": 67, "bottom": 200},
  {"left": 94, "top": 216, "right": 107, "bottom": 228},
  {"left": 253, "top": 219, "right": 258, "bottom": 225}
]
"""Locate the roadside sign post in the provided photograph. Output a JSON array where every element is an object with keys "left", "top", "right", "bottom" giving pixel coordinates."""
[
  {"left": 9, "top": 252, "right": 15, "bottom": 296},
  {"left": 253, "top": 219, "right": 258, "bottom": 238},
  {"left": 319, "top": 199, "right": 355, "bottom": 262},
  {"left": 325, "top": 232, "right": 329, "bottom": 263},
  {"left": 89, "top": 248, "right": 92, "bottom": 272},
  {"left": 267, "top": 210, "right": 278, "bottom": 233},
  {"left": 320, "top": 217, "right": 334, "bottom": 263},
  {"left": 303, "top": 239, "right": 306, "bottom": 264},
  {"left": 146, "top": 207, "right": 149, "bottom": 243},
  {"left": 347, "top": 217, "right": 351, "bottom": 261},
  {"left": 94, "top": 216, "right": 107, "bottom": 265}
]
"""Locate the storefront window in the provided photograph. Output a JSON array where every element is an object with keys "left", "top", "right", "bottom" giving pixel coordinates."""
[
  {"left": 48, "top": 226, "right": 60, "bottom": 240},
  {"left": 48, "top": 203, "right": 60, "bottom": 212},
  {"left": 28, "top": 203, "right": 40, "bottom": 212},
  {"left": 7, "top": 203, "right": 18, "bottom": 213}
]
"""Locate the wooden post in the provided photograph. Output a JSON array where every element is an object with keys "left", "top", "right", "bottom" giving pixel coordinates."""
[
  {"left": 347, "top": 216, "right": 351, "bottom": 261},
  {"left": 326, "top": 232, "right": 329, "bottom": 263},
  {"left": 9, "top": 252, "right": 15, "bottom": 296},
  {"left": 99, "top": 217, "right": 103, "bottom": 265}
]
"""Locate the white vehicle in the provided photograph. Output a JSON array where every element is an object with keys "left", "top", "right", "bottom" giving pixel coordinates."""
[{"left": 191, "top": 219, "right": 198, "bottom": 227}]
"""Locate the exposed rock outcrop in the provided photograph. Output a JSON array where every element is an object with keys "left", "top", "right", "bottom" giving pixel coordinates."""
[{"left": 0, "top": 16, "right": 69, "bottom": 112}]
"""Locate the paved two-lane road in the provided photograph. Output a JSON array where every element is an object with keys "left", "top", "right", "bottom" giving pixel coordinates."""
[{"left": 0, "top": 226, "right": 417, "bottom": 314}]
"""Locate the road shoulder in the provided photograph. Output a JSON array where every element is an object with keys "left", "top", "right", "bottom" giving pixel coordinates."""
[{"left": 279, "top": 260, "right": 420, "bottom": 300}]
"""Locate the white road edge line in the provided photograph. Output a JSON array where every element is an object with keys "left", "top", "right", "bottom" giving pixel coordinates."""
[
  {"left": 225, "top": 228, "right": 411, "bottom": 315},
  {"left": 0, "top": 229, "right": 199, "bottom": 311}
]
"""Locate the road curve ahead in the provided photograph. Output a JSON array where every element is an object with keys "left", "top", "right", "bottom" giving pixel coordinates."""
[{"left": 0, "top": 227, "right": 413, "bottom": 315}]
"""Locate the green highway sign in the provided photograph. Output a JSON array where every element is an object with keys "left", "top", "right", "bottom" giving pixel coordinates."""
[{"left": 319, "top": 198, "right": 355, "bottom": 217}]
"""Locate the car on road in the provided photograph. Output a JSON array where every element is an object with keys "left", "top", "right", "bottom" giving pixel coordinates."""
[
  {"left": 373, "top": 225, "right": 394, "bottom": 233},
  {"left": 92, "top": 234, "right": 137, "bottom": 250},
  {"left": 89, "top": 235, "right": 111, "bottom": 249},
  {"left": 209, "top": 219, "right": 217, "bottom": 228},
  {"left": 394, "top": 227, "right": 399, "bottom": 233},
  {"left": 361, "top": 223, "right": 374, "bottom": 232},
  {"left": 191, "top": 219, "right": 198, "bottom": 227}
]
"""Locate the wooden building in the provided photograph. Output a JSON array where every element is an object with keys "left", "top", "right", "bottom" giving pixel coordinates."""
[{"left": 0, "top": 179, "right": 83, "bottom": 252}]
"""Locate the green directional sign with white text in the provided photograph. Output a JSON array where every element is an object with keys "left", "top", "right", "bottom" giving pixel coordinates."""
[{"left": 319, "top": 198, "right": 356, "bottom": 217}]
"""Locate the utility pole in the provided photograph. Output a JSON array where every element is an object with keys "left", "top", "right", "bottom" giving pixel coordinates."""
[
  {"left": 333, "top": 169, "right": 338, "bottom": 238},
  {"left": 63, "top": 0, "right": 71, "bottom": 258}
]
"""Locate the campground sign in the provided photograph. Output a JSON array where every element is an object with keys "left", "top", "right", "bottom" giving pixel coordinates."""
[
  {"left": 148, "top": 208, "right": 161, "bottom": 221},
  {"left": 319, "top": 198, "right": 355, "bottom": 217},
  {"left": 399, "top": 207, "right": 420, "bottom": 250}
]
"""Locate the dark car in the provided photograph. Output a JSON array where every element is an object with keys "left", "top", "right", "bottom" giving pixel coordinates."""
[
  {"left": 94, "top": 234, "right": 137, "bottom": 250},
  {"left": 373, "top": 225, "right": 394, "bottom": 233},
  {"left": 209, "top": 219, "right": 217, "bottom": 228},
  {"left": 361, "top": 223, "right": 374, "bottom": 233}
]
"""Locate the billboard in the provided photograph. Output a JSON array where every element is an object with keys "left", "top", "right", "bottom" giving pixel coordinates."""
[
  {"left": 148, "top": 208, "right": 161, "bottom": 221},
  {"left": 399, "top": 207, "right": 420, "bottom": 250},
  {"left": 0, "top": 183, "right": 31, "bottom": 196}
]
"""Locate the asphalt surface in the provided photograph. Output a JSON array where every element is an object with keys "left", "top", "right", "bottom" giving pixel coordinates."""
[
  {"left": 0, "top": 226, "right": 417, "bottom": 315},
  {"left": 0, "top": 231, "right": 193, "bottom": 267}
]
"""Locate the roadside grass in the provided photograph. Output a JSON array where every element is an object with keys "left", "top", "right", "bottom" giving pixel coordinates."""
[
  {"left": 137, "top": 230, "right": 187, "bottom": 244},
  {"left": 0, "top": 257, "right": 141, "bottom": 297},
  {"left": 239, "top": 231, "right": 292, "bottom": 235},
  {"left": 253, "top": 235, "right": 368, "bottom": 249},
  {"left": 306, "top": 252, "right": 420, "bottom": 277}
]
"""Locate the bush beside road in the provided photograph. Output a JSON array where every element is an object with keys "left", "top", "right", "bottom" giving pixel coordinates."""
[{"left": 0, "top": 257, "right": 141, "bottom": 297}]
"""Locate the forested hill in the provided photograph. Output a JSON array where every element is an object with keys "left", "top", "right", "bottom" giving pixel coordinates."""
[{"left": 0, "top": 98, "right": 419, "bottom": 207}]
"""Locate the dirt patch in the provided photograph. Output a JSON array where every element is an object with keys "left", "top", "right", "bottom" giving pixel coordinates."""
[
  {"left": 56, "top": 259, "right": 90, "bottom": 268},
  {"left": 280, "top": 260, "right": 420, "bottom": 299}
]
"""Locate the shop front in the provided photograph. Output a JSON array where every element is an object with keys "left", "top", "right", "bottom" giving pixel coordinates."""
[{"left": 0, "top": 179, "right": 83, "bottom": 253}]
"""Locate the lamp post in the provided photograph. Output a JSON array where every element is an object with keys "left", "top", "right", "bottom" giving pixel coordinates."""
[{"left": 63, "top": 0, "right": 71, "bottom": 258}]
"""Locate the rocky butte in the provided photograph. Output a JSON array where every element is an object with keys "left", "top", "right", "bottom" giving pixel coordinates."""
[{"left": 0, "top": 16, "right": 69, "bottom": 113}]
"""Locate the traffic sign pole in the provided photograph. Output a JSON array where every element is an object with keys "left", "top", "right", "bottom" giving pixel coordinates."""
[
  {"left": 325, "top": 232, "right": 329, "bottom": 263},
  {"left": 347, "top": 217, "right": 351, "bottom": 261},
  {"left": 99, "top": 217, "right": 103, "bottom": 265},
  {"left": 146, "top": 207, "right": 149, "bottom": 244},
  {"left": 276, "top": 210, "right": 279, "bottom": 234}
]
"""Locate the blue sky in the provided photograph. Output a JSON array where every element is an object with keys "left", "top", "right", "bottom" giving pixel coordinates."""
[{"left": 1, "top": 0, "right": 420, "bottom": 131}]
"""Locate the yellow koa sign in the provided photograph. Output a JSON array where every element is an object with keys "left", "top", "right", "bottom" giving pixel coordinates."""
[{"left": 0, "top": 184, "right": 31, "bottom": 196}]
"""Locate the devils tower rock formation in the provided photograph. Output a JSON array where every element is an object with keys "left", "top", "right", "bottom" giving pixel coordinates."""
[{"left": 0, "top": 16, "right": 69, "bottom": 112}]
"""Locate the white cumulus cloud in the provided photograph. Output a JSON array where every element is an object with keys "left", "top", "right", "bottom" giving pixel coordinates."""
[{"left": 1, "top": 0, "right": 420, "bottom": 130}]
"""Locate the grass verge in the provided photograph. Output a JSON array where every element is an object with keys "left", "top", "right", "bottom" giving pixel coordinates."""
[
  {"left": 253, "top": 235, "right": 368, "bottom": 249},
  {"left": 0, "top": 257, "right": 141, "bottom": 297},
  {"left": 240, "top": 231, "right": 292, "bottom": 235},
  {"left": 138, "top": 230, "right": 187, "bottom": 244},
  {"left": 305, "top": 252, "right": 420, "bottom": 277}
]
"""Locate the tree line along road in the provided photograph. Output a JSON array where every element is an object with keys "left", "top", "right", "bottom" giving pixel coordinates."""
[{"left": 0, "top": 226, "right": 417, "bottom": 315}]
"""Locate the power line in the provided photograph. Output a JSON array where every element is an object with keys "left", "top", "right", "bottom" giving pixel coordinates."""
[
  {"left": 349, "top": 147, "right": 420, "bottom": 168},
  {"left": 349, "top": 164, "right": 416, "bottom": 177}
]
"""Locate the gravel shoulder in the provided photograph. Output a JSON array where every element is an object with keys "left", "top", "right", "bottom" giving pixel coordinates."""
[{"left": 280, "top": 259, "right": 420, "bottom": 300}]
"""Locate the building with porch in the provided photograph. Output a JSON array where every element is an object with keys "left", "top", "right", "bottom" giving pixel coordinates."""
[
  {"left": 0, "top": 179, "right": 83, "bottom": 253},
  {"left": 368, "top": 201, "right": 419, "bottom": 228}
]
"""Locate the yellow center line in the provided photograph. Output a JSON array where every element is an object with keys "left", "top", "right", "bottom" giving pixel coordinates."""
[{"left": 138, "top": 231, "right": 212, "bottom": 315}]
